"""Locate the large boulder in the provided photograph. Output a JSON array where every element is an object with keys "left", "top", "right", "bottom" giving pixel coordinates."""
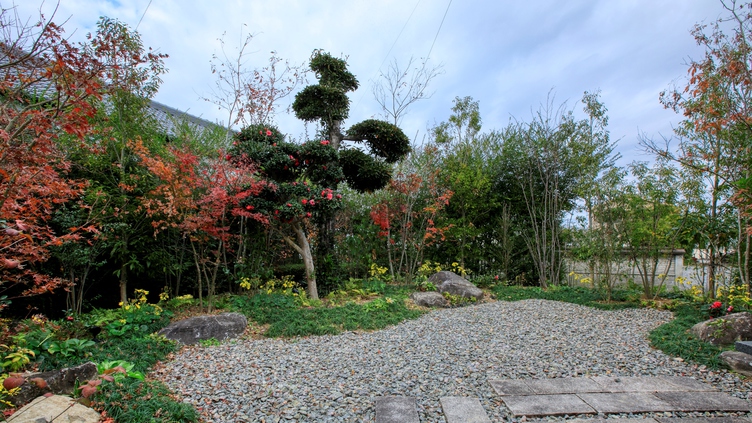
[
  {"left": 7, "top": 395, "right": 100, "bottom": 423},
  {"left": 690, "top": 312, "right": 752, "bottom": 346},
  {"left": 159, "top": 312, "right": 247, "bottom": 345},
  {"left": 428, "top": 271, "right": 483, "bottom": 300},
  {"left": 720, "top": 351, "right": 752, "bottom": 377},
  {"left": 10, "top": 361, "right": 98, "bottom": 406},
  {"left": 410, "top": 291, "right": 448, "bottom": 308}
]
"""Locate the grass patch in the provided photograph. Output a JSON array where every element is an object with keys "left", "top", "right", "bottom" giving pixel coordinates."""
[
  {"left": 492, "top": 285, "right": 641, "bottom": 310},
  {"left": 232, "top": 292, "right": 424, "bottom": 337},
  {"left": 93, "top": 377, "right": 198, "bottom": 422},
  {"left": 648, "top": 302, "right": 725, "bottom": 368}
]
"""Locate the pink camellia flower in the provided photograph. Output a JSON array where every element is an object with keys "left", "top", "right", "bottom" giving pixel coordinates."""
[
  {"left": 336, "top": 194, "right": 342, "bottom": 199},
  {"left": 266, "top": 129, "right": 273, "bottom": 136},
  {"left": 66, "top": 316, "right": 74, "bottom": 322},
  {"left": 320, "top": 140, "right": 330, "bottom": 145},
  {"left": 327, "top": 193, "right": 333, "bottom": 200},
  {"left": 309, "top": 199, "right": 316, "bottom": 206},
  {"left": 306, "top": 212, "right": 312, "bottom": 218},
  {"left": 302, "top": 199, "right": 308, "bottom": 205},
  {"left": 286, "top": 203, "right": 292, "bottom": 207},
  {"left": 494, "top": 275, "right": 499, "bottom": 280},
  {"left": 259, "top": 130, "right": 263, "bottom": 135},
  {"left": 728, "top": 306, "right": 734, "bottom": 313}
]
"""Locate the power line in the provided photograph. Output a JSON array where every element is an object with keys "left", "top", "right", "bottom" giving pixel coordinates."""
[
  {"left": 427, "top": 0, "right": 452, "bottom": 60},
  {"left": 353, "top": 0, "right": 422, "bottom": 109},
  {"left": 136, "top": 0, "right": 153, "bottom": 31}
]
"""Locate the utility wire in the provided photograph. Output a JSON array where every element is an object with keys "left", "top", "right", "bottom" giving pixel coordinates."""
[
  {"left": 136, "top": 0, "right": 153, "bottom": 31},
  {"left": 427, "top": 0, "right": 452, "bottom": 60},
  {"left": 353, "top": 0, "right": 422, "bottom": 110}
]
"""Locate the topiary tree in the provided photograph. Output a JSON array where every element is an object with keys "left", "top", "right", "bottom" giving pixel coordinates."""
[
  {"left": 291, "top": 50, "right": 411, "bottom": 291},
  {"left": 228, "top": 124, "right": 345, "bottom": 299},
  {"left": 230, "top": 51, "right": 411, "bottom": 297},
  {"left": 292, "top": 50, "right": 410, "bottom": 192}
]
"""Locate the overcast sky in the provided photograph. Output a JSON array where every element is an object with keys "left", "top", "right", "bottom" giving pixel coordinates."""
[{"left": 14, "top": 1, "right": 724, "bottom": 165}]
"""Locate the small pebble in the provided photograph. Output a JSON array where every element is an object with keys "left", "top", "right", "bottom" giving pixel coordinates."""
[{"left": 154, "top": 299, "right": 752, "bottom": 422}]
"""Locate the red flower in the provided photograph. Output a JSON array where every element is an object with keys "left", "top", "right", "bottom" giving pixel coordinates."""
[
  {"left": 306, "top": 212, "right": 312, "bottom": 218},
  {"left": 336, "top": 194, "right": 342, "bottom": 199},
  {"left": 286, "top": 203, "right": 292, "bottom": 207},
  {"left": 245, "top": 205, "right": 254, "bottom": 210},
  {"left": 302, "top": 199, "right": 308, "bottom": 205},
  {"left": 711, "top": 301, "right": 723, "bottom": 309},
  {"left": 309, "top": 199, "right": 315, "bottom": 206},
  {"left": 266, "top": 129, "right": 273, "bottom": 136},
  {"left": 66, "top": 316, "right": 74, "bottom": 321},
  {"left": 320, "top": 140, "right": 330, "bottom": 145},
  {"left": 225, "top": 154, "right": 232, "bottom": 161},
  {"left": 728, "top": 306, "right": 734, "bottom": 313},
  {"left": 494, "top": 275, "right": 499, "bottom": 280},
  {"left": 327, "top": 193, "right": 333, "bottom": 200}
]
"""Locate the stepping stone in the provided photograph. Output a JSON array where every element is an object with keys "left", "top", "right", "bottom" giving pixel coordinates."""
[
  {"left": 659, "top": 376, "right": 717, "bottom": 392},
  {"left": 657, "top": 417, "right": 752, "bottom": 423},
  {"left": 501, "top": 394, "right": 596, "bottom": 417},
  {"left": 525, "top": 378, "right": 602, "bottom": 394},
  {"left": 589, "top": 376, "right": 688, "bottom": 393},
  {"left": 440, "top": 397, "right": 491, "bottom": 423},
  {"left": 735, "top": 340, "right": 752, "bottom": 355},
  {"left": 375, "top": 396, "right": 419, "bottom": 423},
  {"left": 654, "top": 391, "right": 752, "bottom": 412},
  {"left": 568, "top": 419, "right": 659, "bottom": 423},
  {"left": 578, "top": 392, "right": 678, "bottom": 413},
  {"left": 489, "top": 380, "right": 534, "bottom": 396}
]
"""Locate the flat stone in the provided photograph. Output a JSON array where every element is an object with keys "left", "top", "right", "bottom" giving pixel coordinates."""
[
  {"left": 720, "top": 351, "right": 752, "bottom": 377},
  {"left": 659, "top": 376, "right": 717, "bottom": 392},
  {"left": 657, "top": 418, "right": 752, "bottom": 423},
  {"left": 7, "top": 395, "right": 100, "bottom": 423},
  {"left": 569, "top": 419, "right": 659, "bottom": 423},
  {"left": 590, "top": 376, "right": 686, "bottom": 393},
  {"left": 375, "top": 396, "right": 419, "bottom": 423},
  {"left": 440, "top": 397, "right": 491, "bottom": 423},
  {"left": 489, "top": 379, "right": 534, "bottom": 396},
  {"left": 735, "top": 340, "right": 752, "bottom": 355},
  {"left": 525, "top": 377, "right": 603, "bottom": 394},
  {"left": 654, "top": 391, "right": 752, "bottom": 412},
  {"left": 578, "top": 392, "right": 678, "bottom": 413},
  {"left": 501, "top": 394, "right": 596, "bottom": 417}
]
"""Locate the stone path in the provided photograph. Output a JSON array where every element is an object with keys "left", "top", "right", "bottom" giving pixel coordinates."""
[{"left": 376, "top": 376, "right": 752, "bottom": 422}]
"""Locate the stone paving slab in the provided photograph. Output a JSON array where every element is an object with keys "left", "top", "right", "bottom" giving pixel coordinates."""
[
  {"left": 501, "top": 394, "right": 596, "bottom": 417},
  {"left": 589, "top": 376, "right": 688, "bottom": 393},
  {"left": 659, "top": 376, "right": 718, "bottom": 392},
  {"left": 736, "top": 341, "right": 752, "bottom": 356},
  {"left": 526, "top": 377, "right": 603, "bottom": 394},
  {"left": 656, "top": 417, "right": 752, "bottom": 423},
  {"left": 565, "top": 418, "right": 659, "bottom": 423},
  {"left": 440, "top": 397, "right": 491, "bottom": 423},
  {"left": 375, "top": 396, "right": 419, "bottom": 423},
  {"left": 489, "top": 379, "right": 535, "bottom": 396},
  {"left": 578, "top": 392, "right": 678, "bottom": 413},
  {"left": 655, "top": 391, "right": 752, "bottom": 412}
]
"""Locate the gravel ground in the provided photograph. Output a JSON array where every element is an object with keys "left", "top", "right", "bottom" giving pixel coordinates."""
[{"left": 153, "top": 299, "right": 752, "bottom": 422}]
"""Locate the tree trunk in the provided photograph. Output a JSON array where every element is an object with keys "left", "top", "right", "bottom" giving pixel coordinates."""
[{"left": 119, "top": 264, "right": 128, "bottom": 307}]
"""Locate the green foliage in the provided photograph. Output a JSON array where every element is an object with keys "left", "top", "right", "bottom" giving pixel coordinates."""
[
  {"left": 492, "top": 285, "right": 641, "bottom": 310},
  {"left": 442, "top": 292, "right": 477, "bottom": 307},
  {"left": 648, "top": 303, "right": 724, "bottom": 368},
  {"left": 93, "top": 378, "right": 198, "bottom": 423},
  {"left": 339, "top": 148, "right": 392, "bottom": 192},
  {"left": 97, "top": 360, "right": 146, "bottom": 382},
  {"left": 199, "top": 338, "right": 221, "bottom": 347},
  {"left": 309, "top": 51, "right": 359, "bottom": 92},
  {"left": 47, "top": 338, "right": 95, "bottom": 358},
  {"left": 293, "top": 85, "right": 351, "bottom": 123},
  {"left": 232, "top": 292, "right": 423, "bottom": 337},
  {"left": 347, "top": 119, "right": 411, "bottom": 163}
]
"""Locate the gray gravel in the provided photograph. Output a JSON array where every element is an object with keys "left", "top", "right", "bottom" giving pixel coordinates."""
[{"left": 153, "top": 299, "right": 752, "bottom": 422}]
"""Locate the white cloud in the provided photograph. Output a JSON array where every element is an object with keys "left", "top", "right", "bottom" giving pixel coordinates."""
[{"left": 12, "top": 0, "right": 725, "bottom": 162}]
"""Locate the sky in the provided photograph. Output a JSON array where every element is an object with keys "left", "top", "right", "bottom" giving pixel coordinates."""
[{"left": 13, "top": 1, "right": 726, "bottom": 165}]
